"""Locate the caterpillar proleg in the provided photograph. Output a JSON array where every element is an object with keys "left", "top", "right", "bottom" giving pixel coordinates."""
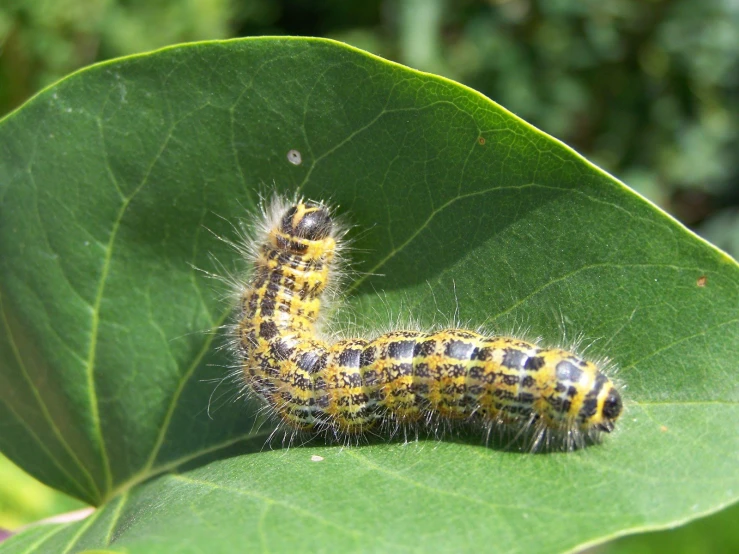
[{"left": 234, "top": 197, "right": 623, "bottom": 451}]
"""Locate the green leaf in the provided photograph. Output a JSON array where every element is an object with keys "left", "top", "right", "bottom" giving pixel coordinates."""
[
  {"left": 605, "top": 501, "right": 739, "bottom": 554},
  {"left": 1, "top": 37, "right": 737, "bottom": 553}
]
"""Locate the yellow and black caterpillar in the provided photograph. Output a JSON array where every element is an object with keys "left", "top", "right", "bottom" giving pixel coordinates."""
[{"left": 236, "top": 199, "right": 622, "bottom": 450}]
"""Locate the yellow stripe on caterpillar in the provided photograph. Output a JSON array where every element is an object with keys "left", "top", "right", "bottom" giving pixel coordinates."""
[{"left": 236, "top": 198, "right": 623, "bottom": 450}]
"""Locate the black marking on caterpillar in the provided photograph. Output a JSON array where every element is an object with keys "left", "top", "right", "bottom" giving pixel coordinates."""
[{"left": 229, "top": 196, "right": 623, "bottom": 452}]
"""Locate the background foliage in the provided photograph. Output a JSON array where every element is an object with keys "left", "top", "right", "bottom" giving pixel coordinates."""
[{"left": 0, "top": 1, "right": 737, "bottom": 552}]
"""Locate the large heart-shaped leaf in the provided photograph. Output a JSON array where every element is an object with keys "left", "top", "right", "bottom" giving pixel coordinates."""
[{"left": 0, "top": 37, "right": 737, "bottom": 553}]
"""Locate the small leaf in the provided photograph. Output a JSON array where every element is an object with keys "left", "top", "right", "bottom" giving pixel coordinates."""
[{"left": 0, "top": 38, "right": 737, "bottom": 553}]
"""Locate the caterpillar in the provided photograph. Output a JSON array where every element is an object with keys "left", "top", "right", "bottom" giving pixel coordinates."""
[{"left": 234, "top": 198, "right": 623, "bottom": 451}]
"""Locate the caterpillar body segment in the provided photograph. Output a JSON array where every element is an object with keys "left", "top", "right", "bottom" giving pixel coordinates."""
[{"left": 236, "top": 199, "right": 623, "bottom": 449}]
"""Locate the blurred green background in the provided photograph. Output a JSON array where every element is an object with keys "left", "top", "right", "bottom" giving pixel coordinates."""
[{"left": 1, "top": 0, "right": 737, "bottom": 551}]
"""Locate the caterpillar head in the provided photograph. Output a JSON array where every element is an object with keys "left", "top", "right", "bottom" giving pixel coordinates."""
[
  {"left": 272, "top": 202, "right": 336, "bottom": 258},
  {"left": 280, "top": 202, "right": 333, "bottom": 241},
  {"left": 595, "top": 386, "right": 623, "bottom": 433},
  {"left": 575, "top": 372, "right": 623, "bottom": 434},
  {"left": 542, "top": 355, "right": 623, "bottom": 438}
]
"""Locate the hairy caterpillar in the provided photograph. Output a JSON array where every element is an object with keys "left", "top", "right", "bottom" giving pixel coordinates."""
[{"left": 234, "top": 198, "right": 623, "bottom": 451}]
